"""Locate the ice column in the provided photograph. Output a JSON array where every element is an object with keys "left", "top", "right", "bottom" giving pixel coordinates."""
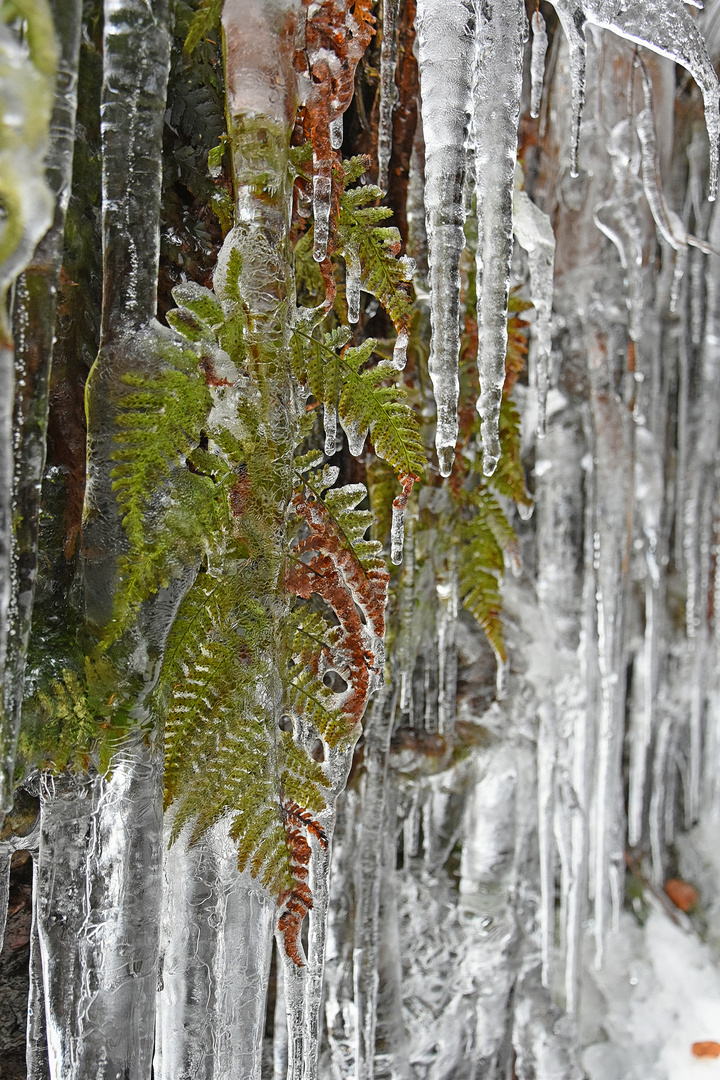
[
  {"left": 378, "top": 0, "right": 399, "bottom": 192},
  {"left": 37, "top": 744, "right": 163, "bottom": 1080},
  {"left": 6, "top": 0, "right": 82, "bottom": 815},
  {"left": 0, "top": 3, "right": 56, "bottom": 809},
  {"left": 82, "top": 0, "right": 172, "bottom": 629},
  {"left": 416, "top": 0, "right": 475, "bottom": 477},
  {"left": 474, "top": 0, "right": 525, "bottom": 475},
  {"left": 530, "top": 9, "right": 549, "bottom": 120},
  {"left": 550, "top": 0, "right": 720, "bottom": 199},
  {"left": 352, "top": 691, "right": 395, "bottom": 1080},
  {"left": 513, "top": 185, "right": 556, "bottom": 437},
  {"left": 154, "top": 818, "right": 274, "bottom": 1080}
]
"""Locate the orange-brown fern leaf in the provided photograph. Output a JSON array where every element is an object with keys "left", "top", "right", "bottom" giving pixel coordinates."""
[
  {"left": 286, "top": 489, "right": 389, "bottom": 736},
  {"left": 295, "top": 0, "right": 376, "bottom": 255},
  {"left": 277, "top": 799, "right": 328, "bottom": 966}
]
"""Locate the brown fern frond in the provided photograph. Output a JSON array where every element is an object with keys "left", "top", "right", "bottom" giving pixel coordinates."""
[
  {"left": 286, "top": 489, "right": 389, "bottom": 734},
  {"left": 277, "top": 798, "right": 328, "bottom": 966}
]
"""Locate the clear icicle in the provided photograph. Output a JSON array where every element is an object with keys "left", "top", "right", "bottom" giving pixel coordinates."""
[
  {"left": 548, "top": 1, "right": 587, "bottom": 177},
  {"left": 416, "top": 0, "right": 475, "bottom": 477},
  {"left": 436, "top": 547, "right": 459, "bottom": 738},
  {"left": 390, "top": 475, "right": 415, "bottom": 565},
  {"left": 530, "top": 9, "right": 549, "bottom": 119},
  {"left": 345, "top": 246, "right": 361, "bottom": 323},
  {"left": 636, "top": 71, "right": 688, "bottom": 255},
  {"left": 38, "top": 745, "right": 163, "bottom": 1080},
  {"left": 390, "top": 503, "right": 405, "bottom": 564},
  {"left": 353, "top": 691, "right": 394, "bottom": 1080},
  {"left": 0, "top": 7, "right": 57, "bottom": 810},
  {"left": 593, "top": 119, "right": 645, "bottom": 341},
  {"left": 537, "top": 700, "right": 557, "bottom": 991},
  {"left": 342, "top": 418, "right": 366, "bottom": 457},
  {"left": 154, "top": 816, "right": 274, "bottom": 1080},
  {"left": 313, "top": 164, "right": 332, "bottom": 263},
  {"left": 474, "top": 0, "right": 525, "bottom": 476},
  {"left": 7, "top": 0, "right": 83, "bottom": 816},
  {"left": 552, "top": 0, "right": 720, "bottom": 198},
  {"left": 513, "top": 185, "right": 556, "bottom": 437},
  {"left": 273, "top": 945, "right": 288, "bottom": 1080},
  {"left": 27, "top": 850, "right": 49, "bottom": 1080},
  {"left": 378, "top": 0, "right": 399, "bottom": 192}
]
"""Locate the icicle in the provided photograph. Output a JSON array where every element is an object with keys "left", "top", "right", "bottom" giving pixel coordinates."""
[
  {"left": 636, "top": 74, "right": 688, "bottom": 257},
  {"left": 530, "top": 8, "right": 549, "bottom": 120},
  {"left": 513, "top": 185, "right": 556, "bottom": 437},
  {"left": 537, "top": 700, "right": 557, "bottom": 991},
  {"left": 416, "top": 0, "right": 475, "bottom": 477},
  {"left": 273, "top": 945, "right": 288, "bottom": 1080},
  {"left": 6, "top": 0, "right": 83, "bottom": 814},
  {"left": 474, "top": 0, "right": 525, "bottom": 475},
  {"left": 38, "top": 745, "right": 162, "bottom": 1080},
  {"left": 324, "top": 405, "right": 338, "bottom": 457},
  {"left": 0, "top": 847, "right": 10, "bottom": 953},
  {"left": 313, "top": 164, "right": 332, "bottom": 263},
  {"left": 551, "top": 0, "right": 720, "bottom": 199},
  {"left": 378, "top": 0, "right": 399, "bottom": 192},
  {"left": 390, "top": 474, "right": 415, "bottom": 565},
  {"left": 593, "top": 119, "right": 645, "bottom": 341},
  {"left": 154, "top": 816, "right": 274, "bottom": 1080},
  {"left": 27, "top": 849, "right": 49, "bottom": 1080},
  {"left": 345, "top": 246, "right": 361, "bottom": 323},
  {"left": 548, "top": 2, "right": 587, "bottom": 177},
  {"left": 341, "top": 416, "right": 366, "bottom": 457},
  {"left": 353, "top": 691, "right": 395, "bottom": 1080},
  {"left": 330, "top": 115, "right": 343, "bottom": 151},
  {"left": 436, "top": 546, "right": 459, "bottom": 738},
  {"left": 398, "top": 511, "right": 416, "bottom": 716},
  {"left": 392, "top": 325, "right": 408, "bottom": 370},
  {"left": 591, "top": 0, "right": 720, "bottom": 201},
  {"left": 0, "top": 4, "right": 57, "bottom": 809},
  {"left": 587, "top": 329, "right": 631, "bottom": 966}
]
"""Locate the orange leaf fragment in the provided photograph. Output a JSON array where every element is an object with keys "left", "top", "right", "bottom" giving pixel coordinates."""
[
  {"left": 691, "top": 1042, "right": 720, "bottom": 1059},
  {"left": 664, "top": 877, "right": 699, "bottom": 912}
]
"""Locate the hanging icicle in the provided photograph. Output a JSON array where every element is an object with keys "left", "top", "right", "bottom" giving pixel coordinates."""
[
  {"left": 416, "top": 0, "right": 475, "bottom": 477},
  {"left": 474, "top": 0, "right": 525, "bottom": 476},
  {"left": 530, "top": 7, "right": 549, "bottom": 120},
  {"left": 378, "top": 0, "right": 400, "bottom": 192},
  {"left": 513, "top": 182, "right": 556, "bottom": 437}
]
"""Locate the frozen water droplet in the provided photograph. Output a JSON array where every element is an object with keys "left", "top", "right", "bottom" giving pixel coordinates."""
[{"left": 392, "top": 326, "right": 408, "bottom": 370}]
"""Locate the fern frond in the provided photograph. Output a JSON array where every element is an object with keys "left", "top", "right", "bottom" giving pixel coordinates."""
[
  {"left": 183, "top": 0, "right": 222, "bottom": 56},
  {"left": 291, "top": 325, "right": 425, "bottom": 477},
  {"left": 486, "top": 396, "right": 532, "bottom": 510},
  {"left": 336, "top": 177, "right": 414, "bottom": 334}
]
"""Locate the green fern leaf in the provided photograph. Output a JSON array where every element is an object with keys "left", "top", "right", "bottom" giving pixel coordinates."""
[
  {"left": 183, "top": 0, "right": 222, "bottom": 56},
  {"left": 336, "top": 175, "right": 414, "bottom": 334}
]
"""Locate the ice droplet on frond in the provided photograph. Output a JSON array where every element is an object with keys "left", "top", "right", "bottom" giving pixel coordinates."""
[{"left": 416, "top": 0, "right": 475, "bottom": 479}]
